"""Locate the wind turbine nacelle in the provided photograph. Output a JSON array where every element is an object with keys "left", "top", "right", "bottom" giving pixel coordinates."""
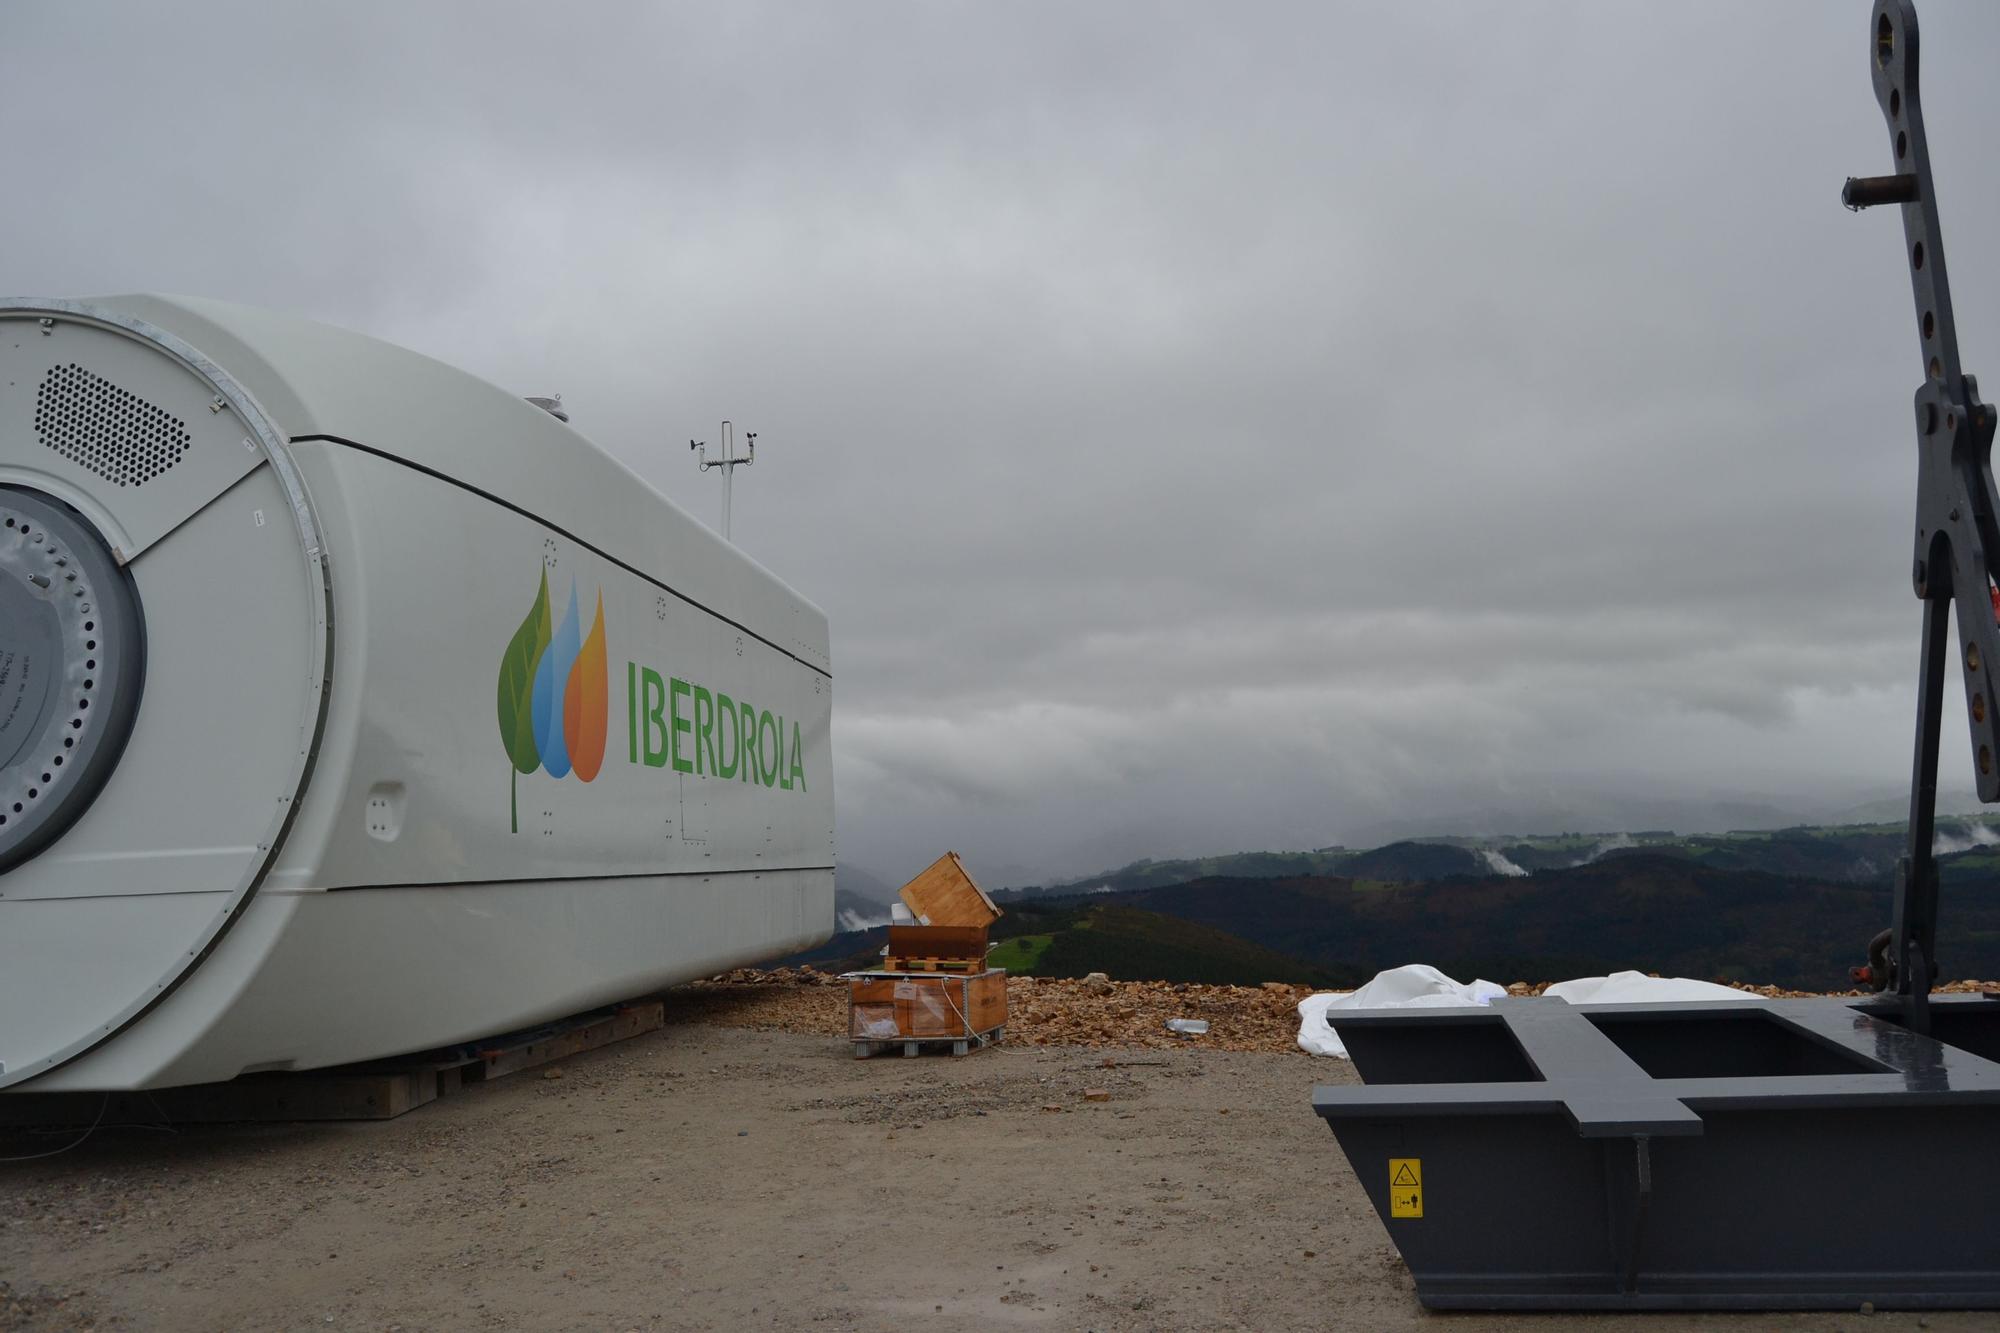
[{"left": 0, "top": 296, "right": 832, "bottom": 1091}]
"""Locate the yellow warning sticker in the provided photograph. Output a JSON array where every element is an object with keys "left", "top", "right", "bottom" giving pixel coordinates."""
[{"left": 1389, "top": 1158, "right": 1423, "bottom": 1218}]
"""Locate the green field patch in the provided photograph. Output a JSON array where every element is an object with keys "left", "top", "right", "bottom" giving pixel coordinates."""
[{"left": 987, "top": 934, "right": 1053, "bottom": 972}]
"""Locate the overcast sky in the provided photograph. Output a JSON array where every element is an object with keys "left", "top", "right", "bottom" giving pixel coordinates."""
[{"left": 10, "top": 2, "right": 2000, "bottom": 885}]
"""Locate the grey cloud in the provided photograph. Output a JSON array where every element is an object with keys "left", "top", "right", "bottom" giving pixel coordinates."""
[{"left": 8, "top": 1, "right": 1999, "bottom": 883}]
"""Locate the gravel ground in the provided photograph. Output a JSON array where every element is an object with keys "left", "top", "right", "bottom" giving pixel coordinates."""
[
  {"left": 1, "top": 976, "right": 1991, "bottom": 1332},
  {"left": 673, "top": 968, "right": 2000, "bottom": 1055}
]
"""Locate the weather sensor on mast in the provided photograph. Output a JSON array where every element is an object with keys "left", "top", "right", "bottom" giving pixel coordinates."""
[{"left": 690, "top": 420, "right": 756, "bottom": 541}]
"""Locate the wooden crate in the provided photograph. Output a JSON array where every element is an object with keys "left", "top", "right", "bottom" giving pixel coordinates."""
[
  {"left": 896, "top": 852, "right": 1002, "bottom": 928},
  {"left": 884, "top": 923, "right": 988, "bottom": 973},
  {"left": 848, "top": 968, "right": 1007, "bottom": 1048}
]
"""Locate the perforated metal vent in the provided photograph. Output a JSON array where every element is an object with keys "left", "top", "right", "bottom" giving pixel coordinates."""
[{"left": 34, "top": 363, "right": 192, "bottom": 488}]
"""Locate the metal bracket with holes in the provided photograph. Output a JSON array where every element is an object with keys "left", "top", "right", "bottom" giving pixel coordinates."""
[{"left": 1842, "top": 0, "right": 2000, "bottom": 1031}]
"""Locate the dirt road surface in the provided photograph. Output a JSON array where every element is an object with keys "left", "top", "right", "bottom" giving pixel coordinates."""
[{"left": 0, "top": 981, "right": 1981, "bottom": 1332}]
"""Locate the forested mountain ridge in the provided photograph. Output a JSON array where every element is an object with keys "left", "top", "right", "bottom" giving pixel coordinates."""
[{"left": 811, "top": 822, "right": 2000, "bottom": 989}]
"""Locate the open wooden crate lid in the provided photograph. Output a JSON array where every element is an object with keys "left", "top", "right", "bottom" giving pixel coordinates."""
[{"left": 896, "top": 851, "right": 1002, "bottom": 927}]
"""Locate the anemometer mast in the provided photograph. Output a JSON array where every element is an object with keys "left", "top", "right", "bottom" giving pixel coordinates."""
[{"left": 690, "top": 420, "right": 756, "bottom": 542}]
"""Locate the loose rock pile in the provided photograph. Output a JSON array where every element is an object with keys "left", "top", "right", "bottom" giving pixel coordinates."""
[
  {"left": 670, "top": 968, "right": 1314, "bottom": 1052},
  {"left": 669, "top": 967, "right": 2000, "bottom": 1055},
  {"left": 1002, "top": 976, "right": 1313, "bottom": 1052}
]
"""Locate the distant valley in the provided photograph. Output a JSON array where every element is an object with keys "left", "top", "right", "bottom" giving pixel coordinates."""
[{"left": 809, "top": 820, "right": 2000, "bottom": 989}]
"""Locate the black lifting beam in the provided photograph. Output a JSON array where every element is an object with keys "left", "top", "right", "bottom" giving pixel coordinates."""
[
  {"left": 1843, "top": 0, "right": 2000, "bottom": 1038},
  {"left": 1309, "top": 2, "right": 2000, "bottom": 1310}
]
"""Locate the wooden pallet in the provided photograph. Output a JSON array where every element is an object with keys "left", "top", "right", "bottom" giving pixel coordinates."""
[
  {"left": 879, "top": 955, "right": 985, "bottom": 974},
  {"left": 0, "top": 1000, "right": 665, "bottom": 1126},
  {"left": 450, "top": 1002, "right": 663, "bottom": 1083},
  {"left": 852, "top": 1025, "right": 1004, "bottom": 1059}
]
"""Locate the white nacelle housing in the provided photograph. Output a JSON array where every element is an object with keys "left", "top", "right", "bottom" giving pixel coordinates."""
[{"left": 0, "top": 296, "right": 833, "bottom": 1091}]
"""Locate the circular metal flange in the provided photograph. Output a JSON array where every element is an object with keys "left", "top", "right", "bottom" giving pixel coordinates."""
[
  {"left": 0, "top": 486, "right": 144, "bottom": 872},
  {"left": 0, "top": 298, "right": 332, "bottom": 1091}
]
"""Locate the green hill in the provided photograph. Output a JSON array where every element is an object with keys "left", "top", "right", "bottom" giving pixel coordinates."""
[
  {"left": 991, "top": 902, "right": 1357, "bottom": 986},
  {"left": 1002, "top": 848, "right": 1354, "bottom": 898},
  {"left": 780, "top": 901, "right": 1350, "bottom": 988},
  {"left": 1108, "top": 854, "right": 2000, "bottom": 989},
  {"left": 805, "top": 820, "right": 2000, "bottom": 989}
]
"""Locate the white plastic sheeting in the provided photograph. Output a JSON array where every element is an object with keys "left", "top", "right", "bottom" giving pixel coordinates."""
[
  {"left": 1542, "top": 971, "right": 1755, "bottom": 1006},
  {"left": 1296, "top": 965, "right": 1764, "bottom": 1057},
  {"left": 1296, "top": 965, "right": 1506, "bottom": 1058}
]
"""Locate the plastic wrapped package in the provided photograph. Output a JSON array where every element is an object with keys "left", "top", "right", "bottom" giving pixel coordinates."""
[{"left": 851, "top": 1005, "right": 902, "bottom": 1040}]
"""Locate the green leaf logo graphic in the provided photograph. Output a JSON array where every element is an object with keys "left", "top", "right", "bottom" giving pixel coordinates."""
[{"left": 497, "top": 568, "right": 552, "bottom": 832}]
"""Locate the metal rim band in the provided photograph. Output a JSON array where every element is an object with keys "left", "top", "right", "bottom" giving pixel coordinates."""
[{"left": 0, "top": 299, "right": 334, "bottom": 1089}]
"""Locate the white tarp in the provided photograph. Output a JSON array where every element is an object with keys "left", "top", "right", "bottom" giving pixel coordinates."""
[
  {"left": 1542, "top": 970, "right": 1754, "bottom": 1006},
  {"left": 1296, "top": 965, "right": 1762, "bottom": 1058},
  {"left": 1296, "top": 964, "right": 1507, "bottom": 1058}
]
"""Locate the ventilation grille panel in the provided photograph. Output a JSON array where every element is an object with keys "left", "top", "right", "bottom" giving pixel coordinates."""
[{"left": 34, "top": 363, "right": 192, "bottom": 488}]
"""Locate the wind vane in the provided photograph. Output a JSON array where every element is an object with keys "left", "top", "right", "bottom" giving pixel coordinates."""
[{"left": 690, "top": 420, "right": 756, "bottom": 542}]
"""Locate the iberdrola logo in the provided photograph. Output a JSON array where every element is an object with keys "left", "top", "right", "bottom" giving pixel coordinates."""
[{"left": 496, "top": 569, "right": 609, "bottom": 832}]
